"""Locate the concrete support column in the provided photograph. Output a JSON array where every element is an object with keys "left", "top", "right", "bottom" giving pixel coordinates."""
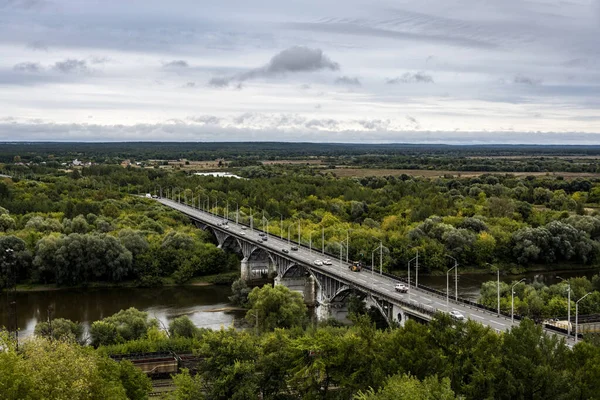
[
  {"left": 241, "top": 257, "right": 250, "bottom": 281},
  {"left": 392, "top": 304, "right": 406, "bottom": 327},
  {"left": 316, "top": 301, "right": 332, "bottom": 321},
  {"left": 305, "top": 275, "right": 316, "bottom": 306},
  {"left": 274, "top": 276, "right": 310, "bottom": 301}
]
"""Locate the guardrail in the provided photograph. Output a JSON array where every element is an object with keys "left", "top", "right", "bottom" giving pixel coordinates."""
[{"left": 166, "top": 198, "right": 525, "bottom": 321}]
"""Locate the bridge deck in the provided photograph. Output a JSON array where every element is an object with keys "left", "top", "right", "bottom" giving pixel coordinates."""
[{"left": 157, "top": 197, "right": 576, "bottom": 346}]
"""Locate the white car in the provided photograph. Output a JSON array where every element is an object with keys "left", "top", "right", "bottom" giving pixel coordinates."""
[
  {"left": 322, "top": 259, "right": 332, "bottom": 265},
  {"left": 449, "top": 310, "right": 465, "bottom": 321},
  {"left": 394, "top": 283, "right": 408, "bottom": 293},
  {"left": 313, "top": 260, "right": 323, "bottom": 266}
]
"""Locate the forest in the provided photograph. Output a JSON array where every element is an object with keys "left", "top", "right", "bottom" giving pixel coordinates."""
[{"left": 1, "top": 149, "right": 600, "bottom": 290}]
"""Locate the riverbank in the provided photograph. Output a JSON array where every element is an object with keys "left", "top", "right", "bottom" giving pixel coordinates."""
[{"left": 13, "top": 271, "right": 241, "bottom": 293}]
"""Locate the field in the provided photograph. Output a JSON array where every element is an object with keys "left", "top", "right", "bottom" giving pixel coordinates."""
[{"left": 324, "top": 168, "right": 600, "bottom": 179}]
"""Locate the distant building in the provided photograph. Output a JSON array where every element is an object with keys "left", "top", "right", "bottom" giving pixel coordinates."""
[{"left": 72, "top": 159, "right": 83, "bottom": 166}]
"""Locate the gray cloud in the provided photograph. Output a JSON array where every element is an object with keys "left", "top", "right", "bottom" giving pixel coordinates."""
[
  {"left": 1, "top": 0, "right": 47, "bottom": 9},
  {"left": 90, "top": 56, "right": 111, "bottom": 65},
  {"left": 513, "top": 74, "right": 542, "bottom": 85},
  {"left": 26, "top": 41, "right": 48, "bottom": 51},
  {"left": 209, "top": 46, "right": 339, "bottom": 87},
  {"left": 53, "top": 59, "right": 89, "bottom": 74},
  {"left": 163, "top": 60, "right": 189, "bottom": 68},
  {"left": 2, "top": 118, "right": 599, "bottom": 144},
  {"left": 184, "top": 81, "right": 196, "bottom": 88},
  {"left": 335, "top": 76, "right": 361, "bottom": 86},
  {"left": 13, "top": 62, "right": 43, "bottom": 72},
  {"left": 208, "top": 77, "right": 230, "bottom": 87},
  {"left": 386, "top": 72, "right": 434, "bottom": 84}
]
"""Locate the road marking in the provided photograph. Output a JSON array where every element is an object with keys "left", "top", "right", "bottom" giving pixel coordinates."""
[
  {"left": 493, "top": 321, "right": 506, "bottom": 327},
  {"left": 470, "top": 315, "right": 485, "bottom": 320}
]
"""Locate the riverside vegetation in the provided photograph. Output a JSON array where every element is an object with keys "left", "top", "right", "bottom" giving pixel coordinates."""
[{"left": 2, "top": 283, "right": 600, "bottom": 399}]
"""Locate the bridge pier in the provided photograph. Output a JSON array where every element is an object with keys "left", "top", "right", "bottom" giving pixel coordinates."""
[
  {"left": 274, "top": 275, "right": 316, "bottom": 306},
  {"left": 392, "top": 304, "right": 406, "bottom": 327}
]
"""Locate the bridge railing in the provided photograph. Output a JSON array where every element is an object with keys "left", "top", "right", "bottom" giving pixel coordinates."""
[{"left": 167, "top": 198, "right": 525, "bottom": 322}]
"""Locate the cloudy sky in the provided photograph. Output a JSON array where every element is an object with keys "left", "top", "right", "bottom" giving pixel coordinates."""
[{"left": 1, "top": 0, "right": 600, "bottom": 143}]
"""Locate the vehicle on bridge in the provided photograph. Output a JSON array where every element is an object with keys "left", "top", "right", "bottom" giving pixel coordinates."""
[
  {"left": 313, "top": 260, "right": 323, "bottom": 266},
  {"left": 291, "top": 246, "right": 298, "bottom": 251},
  {"left": 349, "top": 261, "right": 362, "bottom": 272},
  {"left": 449, "top": 310, "right": 465, "bottom": 321},
  {"left": 394, "top": 283, "right": 408, "bottom": 293},
  {"left": 323, "top": 259, "right": 332, "bottom": 265},
  {"left": 282, "top": 248, "right": 289, "bottom": 253}
]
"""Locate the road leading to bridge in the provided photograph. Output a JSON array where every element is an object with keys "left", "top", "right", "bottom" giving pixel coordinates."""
[{"left": 156, "top": 197, "right": 575, "bottom": 346}]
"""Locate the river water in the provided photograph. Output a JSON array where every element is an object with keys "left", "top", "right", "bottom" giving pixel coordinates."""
[
  {"left": 2, "top": 269, "right": 598, "bottom": 339},
  {"left": 0, "top": 285, "right": 246, "bottom": 340}
]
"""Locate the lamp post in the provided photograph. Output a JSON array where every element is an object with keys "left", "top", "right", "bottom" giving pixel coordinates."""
[
  {"left": 322, "top": 225, "right": 325, "bottom": 255},
  {"left": 408, "top": 256, "right": 417, "bottom": 289},
  {"left": 309, "top": 231, "right": 318, "bottom": 255},
  {"left": 487, "top": 263, "right": 501, "bottom": 317},
  {"left": 557, "top": 276, "right": 571, "bottom": 337},
  {"left": 372, "top": 245, "right": 381, "bottom": 276},
  {"left": 576, "top": 292, "right": 592, "bottom": 343},
  {"left": 287, "top": 223, "right": 294, "bottom": 246},
  {"left": 446, "top": 261, "right": 457, "bottom": 310},
  {"left": 511, "top": 278, "right": 526, "bottom": 324},
  {"left": 336, "top": 241, "right": 345, "bottom": 268},
  {"left": 445, "top": 255, "right": 458, "bottom": 301},
  {"left": 274, "top": 212, "right": 284, "bottom": 239}
]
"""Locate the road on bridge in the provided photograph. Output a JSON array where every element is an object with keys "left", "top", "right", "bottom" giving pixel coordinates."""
[{"left": 156, "top": 197, "right": 575, "bottom": 346}]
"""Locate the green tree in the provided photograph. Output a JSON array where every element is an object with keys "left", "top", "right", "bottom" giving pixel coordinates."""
[
  {"left": 34, "top": 318, "right": 84, "bottom": 343},
  {"left": 246, "top": 284, "right": 308, "bottom": 333},
  {"left": 355, "top": 374, "right": 457, "bottom": 400},
  {"left": 169, "top": 316, "right": 198, "bottom": 338}
]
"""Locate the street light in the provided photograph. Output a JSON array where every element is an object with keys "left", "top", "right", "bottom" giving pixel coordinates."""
[
  {"left": 446, "top": 259, "right": 457, "bottom": 309},
  {"left": 575, "top": 292, "right": 592, "bottom": 343},
  {"left": 487, "top": 263, "right": 501, "bottom": 317},
  {"left": 557, "top": 276, "right": 571, "bottom": 337},
  {"left": 274, "top": 212, "right": 284, "bottom": 239},
  {"left": 445, "top": 255, "right": 458, "bottom": 301},
  {"left": 511, "top": 278, "right": 526, "bottom": 323},
  {"left": 335, "top": 241, "right": 346, "bottom": 268},
  {"left": 408, "top": 255, "right": 417, "bottom": 289},
  {"left": 371, "top": 244, "right": 382, "bottom": 275},
  {"left": 309, "top": 231, "right": 319, "bottom": 255},
  {"left": 287, "top": 223, "right": 294, "bottom": 246}
]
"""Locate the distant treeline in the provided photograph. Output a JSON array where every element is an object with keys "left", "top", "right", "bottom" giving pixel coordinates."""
[{"left": 2, "top": 142, "right": 600, "bottom": 165}]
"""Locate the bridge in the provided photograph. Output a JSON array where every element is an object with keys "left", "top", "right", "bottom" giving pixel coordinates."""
[{"left": 156, "top": 197, "right": 577, "bottom": 342}]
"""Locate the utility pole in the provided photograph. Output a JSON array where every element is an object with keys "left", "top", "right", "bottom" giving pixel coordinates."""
[{"left": 322, "top": 226, "right": 325, "bottom": 255}]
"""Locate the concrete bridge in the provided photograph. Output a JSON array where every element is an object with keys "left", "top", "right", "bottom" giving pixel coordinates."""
[{"left": 156, "top": 198, "right": 577, "bottom": 341}]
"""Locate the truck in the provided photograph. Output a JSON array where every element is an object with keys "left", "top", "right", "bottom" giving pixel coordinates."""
[{"left": 349, "top": 261, "right": 362, "bottom": 272}]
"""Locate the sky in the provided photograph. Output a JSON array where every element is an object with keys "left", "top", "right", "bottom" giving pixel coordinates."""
[{"left": 1, "top": 0, "right": 600, "bottom": 143}]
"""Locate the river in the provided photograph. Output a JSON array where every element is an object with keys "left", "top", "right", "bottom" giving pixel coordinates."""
[
  {"left": 2, "top": 268, "right": 598, "bottom": 339},
  {"left": 0, "top": 285, "right": 246, "bottom": 340}
]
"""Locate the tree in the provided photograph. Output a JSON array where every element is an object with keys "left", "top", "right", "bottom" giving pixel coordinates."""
[
  {"left": 246, "top": 284, "right": 308, "bottom": 333},
  {"left": 229, "top": 278, "right": 251, "bottom": 307},
  {"left": 355, "top": 374, "right": 457, "bottom": 400},
  {"left": 0, "top": 336, "right": 150, "bottom": 400},
  {"left": 90, "top": 308, "right": 157, "bottom": 346},
  {"left": 34, "top": 318, "right": 84, "bottom": 343},
  {"left": 169, "top": 316, "right": 198, "bottom": 338},
  {"left": 170, "top": 369, "right": 205, "bottom": 400}
]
